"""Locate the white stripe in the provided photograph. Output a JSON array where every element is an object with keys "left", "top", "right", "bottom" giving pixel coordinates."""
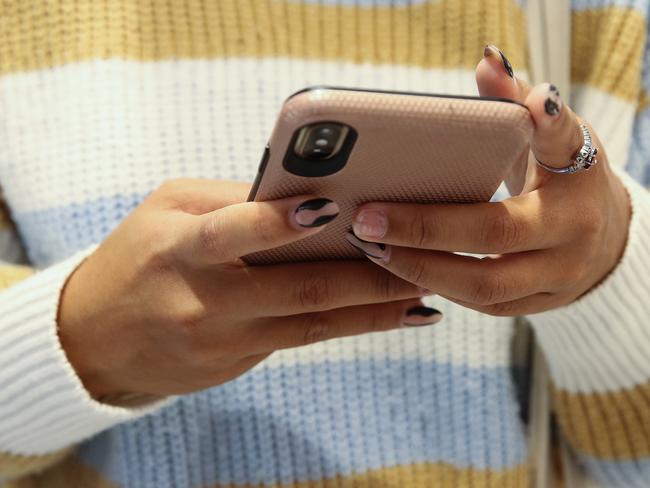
[
  {"left": 261, "top": 297, "right": 515, "bottom": 370},
  {"left": 0, "top": 58, "right": 527, "bottom": 214},
  {"left": 571, "top": 84, "right": 636, "bottom": 168}
]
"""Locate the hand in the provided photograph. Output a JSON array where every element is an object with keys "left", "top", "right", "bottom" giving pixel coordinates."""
[
  {"left": 345, "top": 45, "right": 631, "bottom": 317},
  {"left": 58, "top": 179, "right": 435, "bottom": 398}
]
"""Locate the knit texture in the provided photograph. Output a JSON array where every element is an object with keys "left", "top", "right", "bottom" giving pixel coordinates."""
[{"left": 0, "top": 1, "right": 649, "bottom": 487}]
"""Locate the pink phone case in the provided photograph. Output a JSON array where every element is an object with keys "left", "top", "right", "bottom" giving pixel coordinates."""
[{"left": 243, "top": 87, "right": 533, "bottom": 265}]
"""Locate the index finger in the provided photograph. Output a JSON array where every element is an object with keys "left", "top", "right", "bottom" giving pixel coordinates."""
[{"left": 351, "top": 193, "right": 567, "bottom": 254}]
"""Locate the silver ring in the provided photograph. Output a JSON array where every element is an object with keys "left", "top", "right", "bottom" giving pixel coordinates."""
[{"left": 535, "top": 124, "right": 598, "bottom": 174}]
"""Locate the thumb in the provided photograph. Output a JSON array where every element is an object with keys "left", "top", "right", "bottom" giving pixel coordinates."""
[
  {"left": 476, "top": 45, "right": 535, "bottom": 194},
  {"left": 524, "top": 82, "right": 600, "bottom": 179},
  {"left": 177, "top": 196, "right": 340, "bottom": 266},
  {"left": 476, "top": 44, "right": 531, "bottom": 102}
]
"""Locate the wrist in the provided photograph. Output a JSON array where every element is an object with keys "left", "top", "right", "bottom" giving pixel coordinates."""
[
  {"left": 57, "top": 253, "right": 124, "bottom": 398},
  {"left": 601, "top": 167, "right": 632, "bottom": 281}
]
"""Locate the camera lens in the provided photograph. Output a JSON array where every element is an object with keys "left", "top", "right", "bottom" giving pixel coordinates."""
[{"left": 294, "top": 123, "right": 350, "bottom": 160}]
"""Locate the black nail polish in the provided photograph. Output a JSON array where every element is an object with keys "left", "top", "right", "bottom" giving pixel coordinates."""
[
  {"left": 294, "top": 198, "right": 339, "bottom": 228},
  {"left": 544, "top": 84, "right": 562, "bottom": 116},
  {"left": 545, "top": 98, "right": 560, "bottom": 116},
  {"left": 345, "top": 232, "right": 390, "bottom": 261},
  {"left": 403, "top": 306, "right": 443, "bottom": 327},
  {"left": 484, "top": 44, "right": 514, "bottom": 78}
]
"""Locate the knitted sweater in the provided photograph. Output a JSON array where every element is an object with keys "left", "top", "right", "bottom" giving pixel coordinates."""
[{"left": 1, "top": 1, "right": 649, "bottom": 487}]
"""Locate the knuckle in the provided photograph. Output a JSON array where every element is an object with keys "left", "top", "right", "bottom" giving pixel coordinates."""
[
  {"left": 295, "top": 275, "right": 337, "bottom": 310},
  {"left": 469, "top": 273, "right": 509, "bottom": 305},
  {"left": 250, "top": 207, "right": 277, "bottom": 246},
  {"left": 302, "top": 314, "right": 331, "bottom": 345},
  {"left": 482, "top": 300, "right": 517, "bottom": 317},
  {"left": 563, "top": 261, "right": 588, "bottom": 288},
  {"left": 152, "top": 179, "right": 184, "bottom": 199},
  {"left": 373, "top": 271, "right": 402, "bottom": 301},
  {"left": 172, "top": 301, "right": 207, "bottom": 332},
  {"left": 146, "top": 247, "right": 175, "bottom": 274},
  {"left": 198, "top": 213, "right": 228, "bottom": 261},
  {"left": 407, "top": 211, "right": 434, "bottom": 248},
  {"left": 142, "top": 231, "right": 177, "bottom": 274},
  {"left": 578, "top": 207, "right": 604, "bottom": 239},
  {"left": 404, "top": 258, "right": 433, "bottom": 288},
  {"left": 481, "top": 212, "right": 522, "bottom": 252}
]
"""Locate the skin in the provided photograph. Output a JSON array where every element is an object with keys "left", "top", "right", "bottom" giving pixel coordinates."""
[
  {"left": 350, "top": 53, "right": 631, "bottom": 317},
  {"left": 58, "top": 181, "right": 429, "bottom": 398},
  {"left": 58, "top": 49, "right": 631, "bottom": 398}
]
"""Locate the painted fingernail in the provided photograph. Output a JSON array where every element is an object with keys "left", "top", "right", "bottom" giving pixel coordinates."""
[
  {"left": 544, "top": 84, "right": 562, "bottom": 116},
  {"left": 402, "top": 306, "right": 443, "bottom": 327},
  {"left": 345, "top": 232, "right": 391, "bottom": 262},
  {"left": 484, "top": 44, "right": 514, "bottom": 78},
  {"left": 293, "top": 198, "right": 340, "bottom": 228},
  {"left": 353, "top": 209, "right": 388, "bottom": 238}
]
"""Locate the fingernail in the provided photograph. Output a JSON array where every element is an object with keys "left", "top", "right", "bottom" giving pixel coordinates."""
[
  {"left": 544, "top": 84, "right": 562, "bottom": 116},
  {"left": 345, "top": 232, "right": 391, "bottom": 262},
  {"left": 353, "top": 209, "right": 388, "bottom": 238},
  {"left": 293, "top": 198, "right": 340, "bottom": 228},
  {"left": 402, "top": 306, "right": 443, "bottom": 327},
  {"left": 484, "top": 44, "right": 514, "bottom": 78}
]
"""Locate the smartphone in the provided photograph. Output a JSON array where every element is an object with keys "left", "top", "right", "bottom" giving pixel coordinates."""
[{"left": 243, "top": 86, "right": 533, "bottom": 265}]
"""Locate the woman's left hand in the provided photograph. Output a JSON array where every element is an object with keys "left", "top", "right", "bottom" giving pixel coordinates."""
[{"left": 346, "top": 46, "right": 631, "bottom": 316}]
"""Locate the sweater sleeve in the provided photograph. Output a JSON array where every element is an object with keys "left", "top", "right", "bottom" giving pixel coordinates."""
[
  {"left": 0, "top": 192, "right": 168, "bottom": 482},
  {"left": 528, "top": 168, "right": 650, "bottom": 486}
]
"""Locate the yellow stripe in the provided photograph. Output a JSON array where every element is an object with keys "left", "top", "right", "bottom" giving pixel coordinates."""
[
  {"left": 572, "top": 6, "right": 647, "bottom": 103},
  {"left": 0, "top": 264, "right": 34, "bottom": 290},
  {"left": 552, "top": 381, "right": 650, "bottom": 459},
  {"left": 1, "top": 2, "right": 647, "bottom": 104},
  {"left": 0, "top": 0, "right": 526, "bottom": 74},
  {"left": 11, "top": 455, "right": 529, "bottom": 488},
  {"left": 0, "top": 450, "right": 71, "bottom": 483}
]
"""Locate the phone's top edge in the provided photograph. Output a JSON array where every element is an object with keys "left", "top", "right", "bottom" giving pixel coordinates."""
[{"left": 286, "top": 85, "right": 527, "bottom": 108}]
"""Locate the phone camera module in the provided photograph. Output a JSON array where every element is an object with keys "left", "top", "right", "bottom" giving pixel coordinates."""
[{"left": 294, "top": 123, "right": 349, "bottom": 160}]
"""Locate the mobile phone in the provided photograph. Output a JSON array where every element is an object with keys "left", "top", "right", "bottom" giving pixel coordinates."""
[{"left": 243, "top": 86, "right": 533, "bottom": 265}]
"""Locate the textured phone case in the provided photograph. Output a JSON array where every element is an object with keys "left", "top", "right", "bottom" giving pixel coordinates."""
[{"left": 244, "top": 88, "right": 533, "bottom": 265}]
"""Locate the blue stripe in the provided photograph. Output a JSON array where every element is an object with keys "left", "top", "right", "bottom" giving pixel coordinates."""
[
  {"left": 577, "top": 453, "right": 650, "bottom": 487},
  {"left": 78, "top": 359, "right": 527, "bottom": 488},
  {"left": 627, "top": 106, "right": 650, "bottom": 187},
  {"left": 642, "top": 16, "right": 650, "bottom": 93},
  {"left": 13, "top": 193, "right": 147, "bottom": 267},
  {"left": 571, "top": 0, "right": 649, "bottom": 15}
]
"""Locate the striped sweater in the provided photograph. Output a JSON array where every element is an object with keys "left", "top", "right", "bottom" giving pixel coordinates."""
[{"left": 1, "top": 1, "right": 650, "bottom": 486}]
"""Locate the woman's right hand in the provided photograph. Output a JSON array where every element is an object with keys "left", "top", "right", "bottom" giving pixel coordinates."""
[{"left": 58, "top": 179, "right": 435, "bottom": 399}]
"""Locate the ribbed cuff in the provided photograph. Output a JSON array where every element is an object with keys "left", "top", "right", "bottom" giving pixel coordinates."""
[
  {"left": 0, "top": 245, "right": 169, "bottom": 456},
  {"left": 529, "top": 169, "right": 650, "bottom": 393}
]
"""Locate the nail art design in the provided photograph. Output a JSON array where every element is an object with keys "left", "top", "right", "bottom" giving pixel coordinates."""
[
  {"left": 294, "top": 198, "right": 339, "bottom": 228},
  {"left": 484, "top": 44, "right": 514, "bottom": 78},
  {"left": 544, "top": 84, "right": 562, "bottom": 116},
  {"left": 402, "top": 306, "right": 443, "bottom": 327},
  {"left": 345, "top": 232, "right": 391, "bottom": 262}
]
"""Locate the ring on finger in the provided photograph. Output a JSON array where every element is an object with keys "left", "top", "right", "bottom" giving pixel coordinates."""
[{"left": 535, "top": 124, "right": 598, "bottom": 175}]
